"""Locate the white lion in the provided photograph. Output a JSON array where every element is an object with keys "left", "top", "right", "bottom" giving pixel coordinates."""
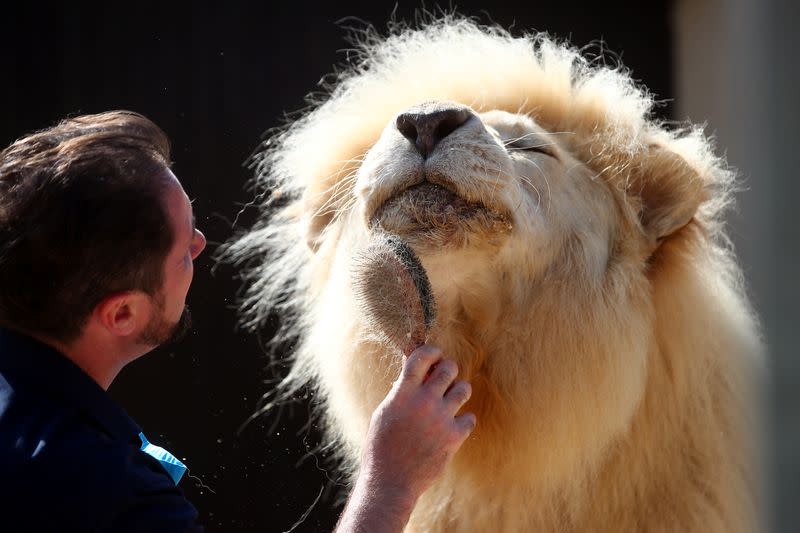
[{"left": 227, "top": 18, "right": 764, "bottom": 532}]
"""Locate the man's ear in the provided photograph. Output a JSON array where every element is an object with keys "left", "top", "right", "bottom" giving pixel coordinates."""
[
  {"left": 630, "top": 143, "right": 707, "bottom": 248},
  {"left": 93, "top": 291, "right": 152, "bottom": 337}
]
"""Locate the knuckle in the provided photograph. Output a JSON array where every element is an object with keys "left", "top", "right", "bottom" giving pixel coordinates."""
[
  {"left": 413, "top": 344, "right": 441, "bottom": 361},
  {"left": 442, "top": 358, "right": 458, "bottom": 373},
  {"left": 401, "top": 361, "right": 420, "bottom": 379},
  {"left": 403, "top": 360, "right": 425, "bottom": 377},
  {"left": 429, "top": 373, "right": 448, "bottom": 388},
  {"left": 462, "top": 414, "right": 477, "bottom": 433},
  {"left": 454, "top": 412, "right": 475, "bottom": 431},
  {"left": 453, "top": 381, "right": 472, "bottom": 403},
  {"left": 433, "top": 360, "right": 458, "bottom": 383},
  {"left": 405, "top": 345, "right": 442, "bottom": 377}
]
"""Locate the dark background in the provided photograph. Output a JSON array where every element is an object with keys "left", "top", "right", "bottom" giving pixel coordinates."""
[{"left": 2, "top": 1, "right": 675, "bottom": 531}]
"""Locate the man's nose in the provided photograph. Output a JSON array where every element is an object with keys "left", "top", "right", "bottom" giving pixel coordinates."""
[
  {"left": 191, "top": 229, "right": 206, "bottom": 260},
  {"left": 395, "top": 101, "right": 472, "bottom": 158}
]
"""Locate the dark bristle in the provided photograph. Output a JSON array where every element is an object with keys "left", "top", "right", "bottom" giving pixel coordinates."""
[
  {"left": 382, "top": 234, "right": 436, "bottom": 330},
  {"left": 350, "top": 232, "right": 438, "bottom": 354}
]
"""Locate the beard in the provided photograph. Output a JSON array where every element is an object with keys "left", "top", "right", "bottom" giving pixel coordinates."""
[{"left": 137, "top": 304, "right": 192, "bottom": 348}]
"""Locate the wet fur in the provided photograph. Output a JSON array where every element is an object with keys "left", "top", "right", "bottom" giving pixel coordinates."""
[{"left": 225, "top": 17, "right": 764, "bottom": 532}]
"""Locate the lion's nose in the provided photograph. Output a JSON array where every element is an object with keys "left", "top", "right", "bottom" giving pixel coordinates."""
[{"left": 396, "top": 103, "right": 471, "bottom": 158}]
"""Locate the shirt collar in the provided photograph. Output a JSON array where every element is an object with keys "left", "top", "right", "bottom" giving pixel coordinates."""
[{"left": 0, "top": 327, "right": 141, "bottom": 442}]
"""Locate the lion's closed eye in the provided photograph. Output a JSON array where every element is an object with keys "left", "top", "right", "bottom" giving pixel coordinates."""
[{"left": 505, "top": 137, "right": 557, "bottom": 158}]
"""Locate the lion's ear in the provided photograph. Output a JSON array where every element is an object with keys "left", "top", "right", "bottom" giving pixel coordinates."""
[{"left": 631, "top": 144, "right": 707, "bottom": 247}]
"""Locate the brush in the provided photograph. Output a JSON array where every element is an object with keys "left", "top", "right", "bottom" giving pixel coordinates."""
[{"left": 350, "top": 233, "right": 437, "bottom": 356}]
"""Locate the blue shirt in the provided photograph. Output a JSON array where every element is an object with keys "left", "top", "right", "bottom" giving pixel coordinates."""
[{"left": 0, "top": 328, "right": 203, "bottom": 532}]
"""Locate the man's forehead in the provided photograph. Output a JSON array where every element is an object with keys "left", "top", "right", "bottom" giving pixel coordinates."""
[
  {"left": 158, "top": 167, "right": 182, "bottom": 189},
  {"left": 159, "top": 171, "right": 194, "bottom": 235},
  {"left": 160, "top": 170, "right": 189, "bottom": 204}
]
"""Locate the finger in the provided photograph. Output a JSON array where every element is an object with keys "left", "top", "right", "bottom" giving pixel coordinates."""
[
  {"left": 425, "top": 358, "right": 459, "bottom": 396},
  {"left": 453, "top": 412, "right": 477, "bottom": 443},
  {"left": 401, "top": 344, "right": 442, "bottom": 384},
  {"left": 444, "top": 380, "right": 472, "bottom": 413}
]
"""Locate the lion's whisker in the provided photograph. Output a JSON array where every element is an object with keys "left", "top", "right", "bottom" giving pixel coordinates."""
[
  {"left": 528, "top": 159, "right": 552, "bottom": 213},
  {"left": 517, "top": 173, "right": 543, "bottom": 209}
]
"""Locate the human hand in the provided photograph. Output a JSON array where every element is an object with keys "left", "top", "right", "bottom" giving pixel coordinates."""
[
  {"left": 334, "top": 344, "right": 475, "bottom": 533},
  {"left": 361, "top": 344, "right": 476, "bottom": 502}
]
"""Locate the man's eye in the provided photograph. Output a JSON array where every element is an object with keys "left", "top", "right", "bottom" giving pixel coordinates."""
[{"left": 506, "top": 139, "right": 555, "bottom": 157}]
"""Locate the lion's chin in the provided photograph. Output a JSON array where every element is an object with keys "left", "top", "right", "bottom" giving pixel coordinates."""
[{"left": 371, "top": 181, "right": 512, "bottom": 252}]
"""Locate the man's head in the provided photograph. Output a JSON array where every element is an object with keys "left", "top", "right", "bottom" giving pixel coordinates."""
[{"left": 0, "top": 111, "right": 205, "bottom": 350}]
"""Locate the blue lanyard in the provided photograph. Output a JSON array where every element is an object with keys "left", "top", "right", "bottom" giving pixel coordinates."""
[{"left": 138, "top": 432, "right": 187, "bottom": 485}]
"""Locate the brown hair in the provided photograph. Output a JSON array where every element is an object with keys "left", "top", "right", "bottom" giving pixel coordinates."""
[{"left": 0, "top": 110, "right": 174, "bottom": 342}]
